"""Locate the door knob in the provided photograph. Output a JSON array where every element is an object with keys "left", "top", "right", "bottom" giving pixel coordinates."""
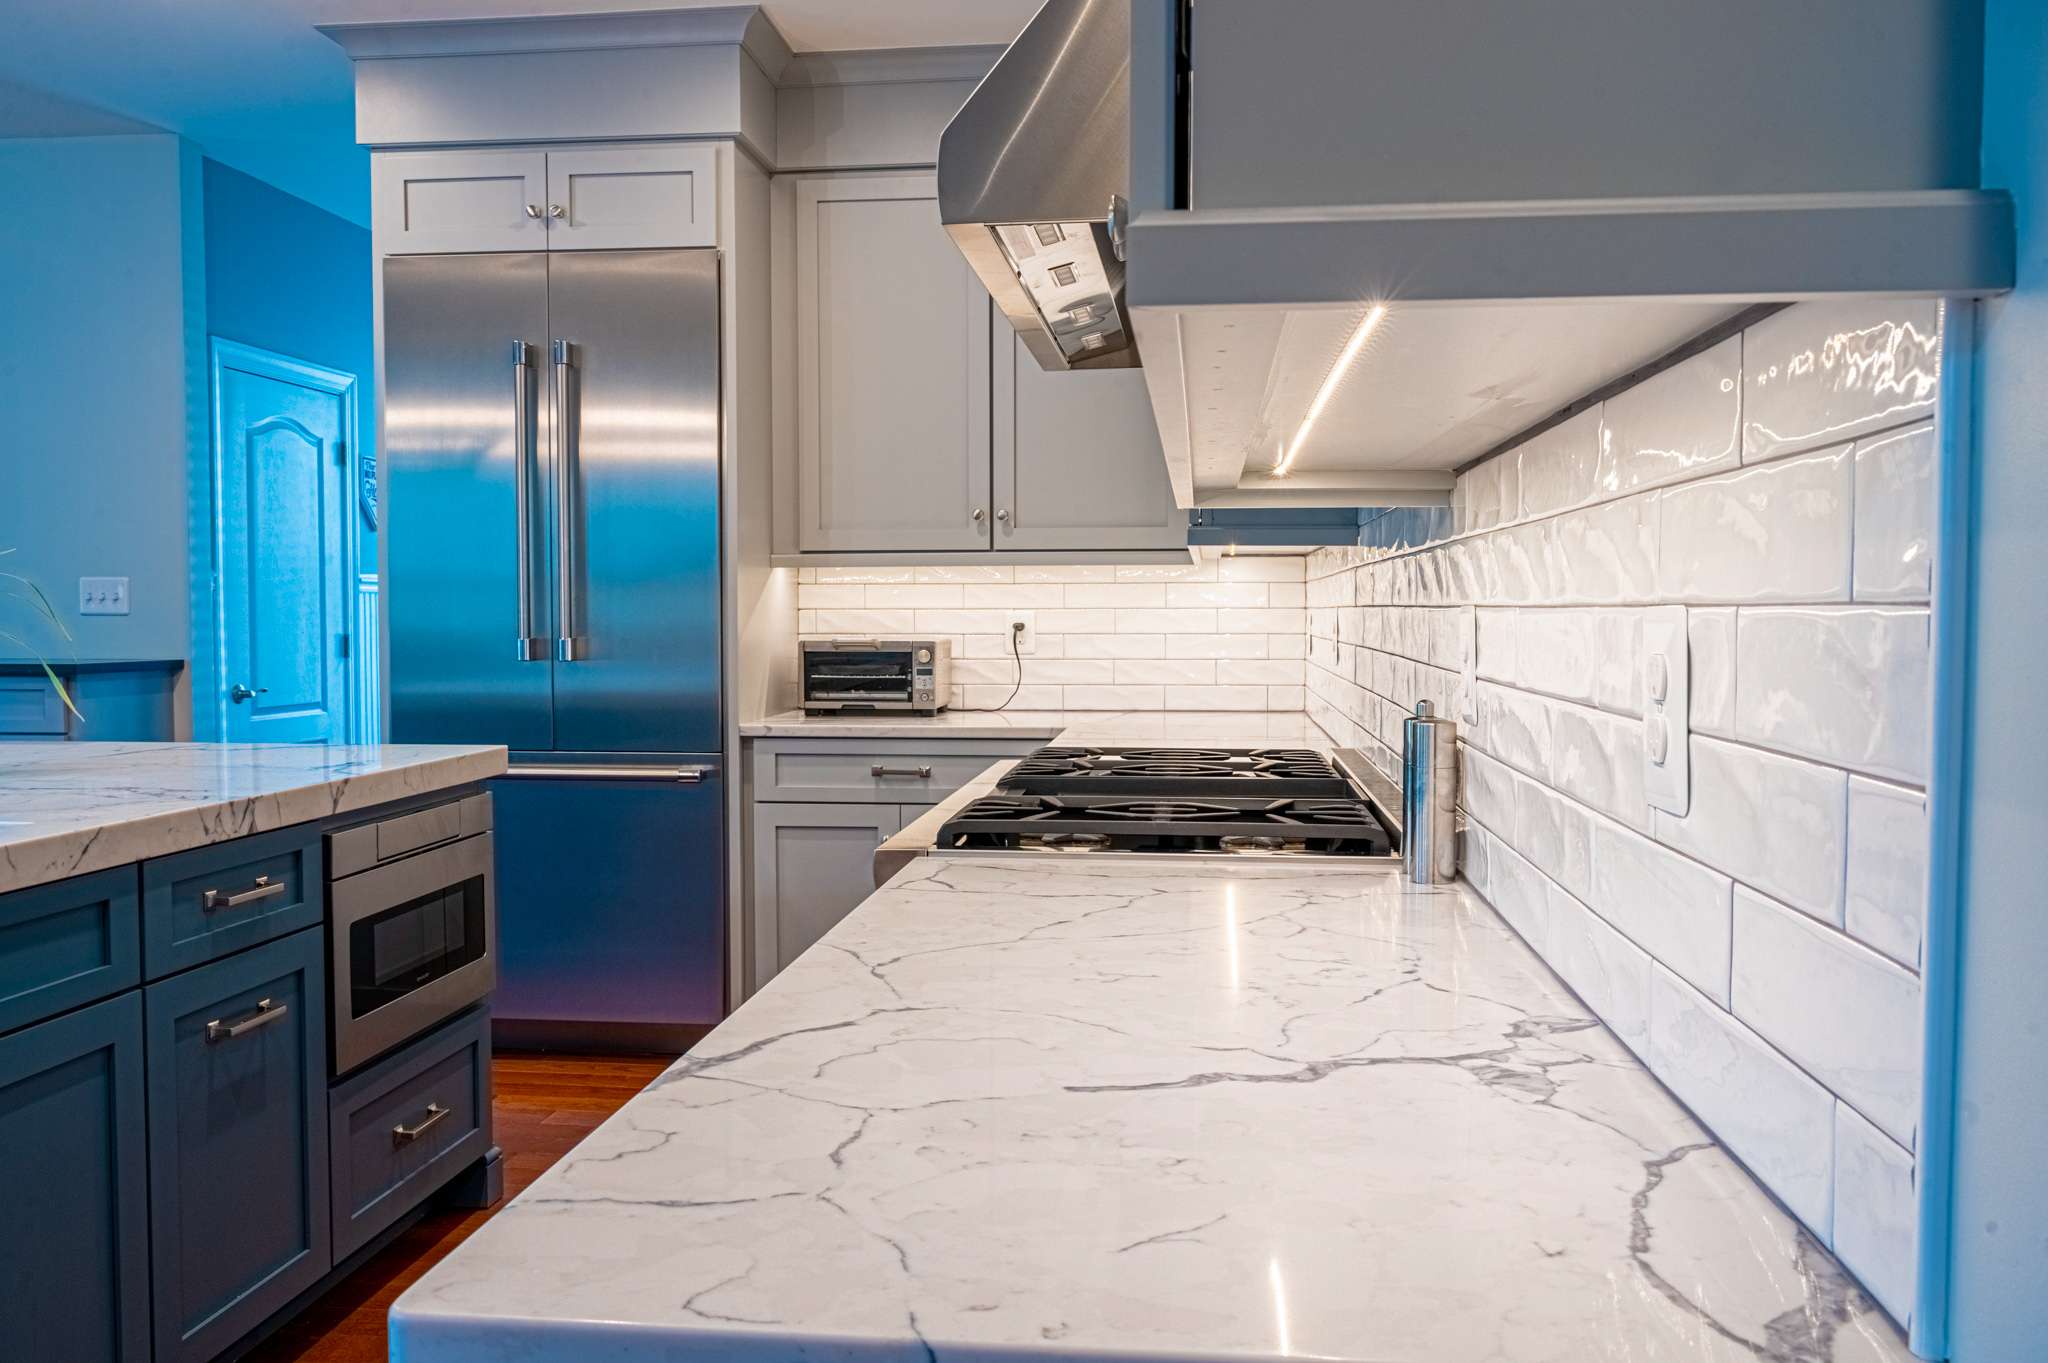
[{"left": 229, "top": 683, "right": 267, "bottom": 704}]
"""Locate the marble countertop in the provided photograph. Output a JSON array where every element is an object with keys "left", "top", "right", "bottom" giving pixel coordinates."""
[
  {"left": 0, "top": 742, "right": 507, "bottom": 894},
  {"left": 742, "top": 709, "right": 1333, "bottom": 746},
  {"left": 392, "top": 856, "right": 1910, "bottom": 1363}
]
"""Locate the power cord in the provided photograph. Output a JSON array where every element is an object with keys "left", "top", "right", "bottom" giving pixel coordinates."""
[{"left": 956, "top": 620, "right": 1027, "bottom": 712}]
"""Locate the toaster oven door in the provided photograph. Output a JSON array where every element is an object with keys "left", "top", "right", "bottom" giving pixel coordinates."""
[{"left": 804, "top": 649, "right": 914, "bottom": 708}]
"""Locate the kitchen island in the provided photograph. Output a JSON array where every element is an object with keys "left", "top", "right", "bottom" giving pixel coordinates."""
[
  {"left": 0, "top": 740, "right": 507, "bottom": 893},
  {"left": 393, "top": 854, "right": 1912, "bottom": 1362},
  {"left": 0, "top": 740, "right": 507, "bottom": 1363}
]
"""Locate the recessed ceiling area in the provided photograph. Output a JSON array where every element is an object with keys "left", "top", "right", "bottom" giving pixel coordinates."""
[{"left": 0, "top": 0, "right": 1035, "bottom": 226}]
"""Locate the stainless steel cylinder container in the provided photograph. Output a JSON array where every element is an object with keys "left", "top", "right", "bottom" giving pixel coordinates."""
[{"left": 1402, "top": 700, "right": 1460, "bottom": 885}]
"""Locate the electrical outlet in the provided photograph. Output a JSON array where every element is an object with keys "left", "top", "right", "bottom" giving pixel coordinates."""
[
  {"left": 79, "top": 577, "right": 130, "bottom": 616},
  {"left": 1007, "top": 612, "right": 1036, "bottom": 654}
]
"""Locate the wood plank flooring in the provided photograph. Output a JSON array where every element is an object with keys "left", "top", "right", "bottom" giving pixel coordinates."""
[{"left": 238, "top": 1053, "right": 673, "bottom": 1363}]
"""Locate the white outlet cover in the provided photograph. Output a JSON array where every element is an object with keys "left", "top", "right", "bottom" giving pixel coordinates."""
[
  {"left": 1642, "top": 604, "right": 1690, "bottom": 816},
  {"left": 1007, "top": 612, "right": 1036, "bottom": 655},
  {"left": 79, "top": 576, "right": 131, "bottom": 616}
]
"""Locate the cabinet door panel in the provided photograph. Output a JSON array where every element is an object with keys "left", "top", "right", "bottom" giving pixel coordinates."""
[
  {"left": 545, "top": 145, "right": 717, "bottom": 250},
  {"left": 0, "top": 992, "right": 149, "bottom": 1363},
  {"left": 146, "top": 928, "right": 330, "bottom": 1363},
  {"left": 795, "top": 175, "right": 991, "bottom": 551},
  {"left": 993, "top": 321, "right": 1187, "bottom": 551},
  {"left": 374, "top": 151, "right": 549, "bottom": 254},
  {"left": 751, "top": 803, "right": 902, "bottom": 990}
]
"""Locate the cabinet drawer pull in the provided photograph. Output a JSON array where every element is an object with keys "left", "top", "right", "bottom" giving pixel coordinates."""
[
  {"left": 392, "top": 1103, "right": 450, "bottom": 1145},
  {"left": 871, "top": 764, "right": 933, "bottom": 779},
  {"left": 205, "top": 997, "right": 288, "bottom": 1043},
  {"left": 202, "top": 875, "right": 286, "bottom": 911}
]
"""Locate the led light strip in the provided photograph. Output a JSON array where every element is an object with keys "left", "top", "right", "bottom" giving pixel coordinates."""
[{"left": 1272, "top": 303, "right": 1388, "bottom": 477}]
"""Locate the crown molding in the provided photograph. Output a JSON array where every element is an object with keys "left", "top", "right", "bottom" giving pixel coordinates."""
[{"left": 320, "top": 5, "right": 794, "bottom": 80}]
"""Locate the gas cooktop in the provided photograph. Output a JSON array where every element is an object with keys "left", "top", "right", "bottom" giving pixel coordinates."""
[{"left": 936, "top": 747, "right": 1396, "bottom": 858}]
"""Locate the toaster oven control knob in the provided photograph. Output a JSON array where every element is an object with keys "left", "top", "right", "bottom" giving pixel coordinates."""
[{"left": 916, "top": 648, "right": 933, "bottom": 664}]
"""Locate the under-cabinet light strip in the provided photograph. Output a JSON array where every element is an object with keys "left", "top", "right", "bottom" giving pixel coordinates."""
[{"left": 1273, "top": 303, "right": 1388, "bottom": 477}]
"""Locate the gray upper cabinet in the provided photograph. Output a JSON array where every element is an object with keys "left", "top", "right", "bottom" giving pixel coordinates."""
[
  {"left": 784, "top": 172, "right": 1187, "bottom": 557},
  {"left": 992, "top": 318, "right": 1186, "bottom": 551},
  {"left": 375, "top": 151, "right": 550, "bottom": 254},
  {"left": 793, "top": 173, "right": 992, "bottom": 552},
  {"left": 544, "top": 145, "right": 717, "bottom": 250},
  {"left": 377, "top": 146, "right": 718, "bottom": 255}
]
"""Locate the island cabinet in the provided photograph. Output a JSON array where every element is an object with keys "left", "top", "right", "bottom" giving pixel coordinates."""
[
  {"left": 783, "top": 172, "right": 1185, "bottom": 556},
  {"left": 145, "top": 928, "right": 330, "bottom": 1363},
  {"left": 0, "top": 774, "right": 499, "bottom": 1363}
]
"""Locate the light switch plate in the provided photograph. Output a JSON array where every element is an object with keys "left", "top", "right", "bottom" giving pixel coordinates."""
[
  {"left": 1642, "top": 605, "right": 1690, "bottom": 816},
  {"left": 79, "top": 576, "right": 130, "bottom": 616}
]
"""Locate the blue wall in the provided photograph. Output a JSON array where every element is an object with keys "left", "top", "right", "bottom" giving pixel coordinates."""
[
  {"left": 1938, "top": 0, "right": 2048, "bottom": 1356},
  {"left": 193, "top": 158, "right": 377, "bottom": 739}
]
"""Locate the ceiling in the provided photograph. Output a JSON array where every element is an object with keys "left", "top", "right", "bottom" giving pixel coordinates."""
[{"left": 0, "top": 0, "right": 1035, "bottom": 227}]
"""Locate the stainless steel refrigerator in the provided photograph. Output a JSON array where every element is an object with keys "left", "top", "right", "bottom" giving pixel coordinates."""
[{"left": 384, "top": 249, "right": 724, "bottom": 1051}]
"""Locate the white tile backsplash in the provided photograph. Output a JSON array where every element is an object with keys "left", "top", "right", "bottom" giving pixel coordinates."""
[
  {"left": 1833, "top": 1102, "right": 1919, "bottom": 1326},
  {"left": 800, "top": 559, "right": 1306, "bottom": 711},
  {"left": 1655, "top": 446, "right": 1854, "bottom": 603},
  {"left": 1852, "top": 421, "right": 1937, "bottom": 603},
  {"left": 1733, "top": 607, "right": 1931, "bottom": 783},
  {"left": 1844, "top": 776, "right": 1928, "bottom": 970},
  {"left": 1741, "top": 299, "right": 1941, "bottom": 461},
  {"left": 1304, "top": 301, "right": 1940, "bottom": 1325},
  {"left": 1731, "top": 887, "right": 1922, "bottom": 1146},
  {"left": 1597, "top": 334, "right": 1742, "bottom": 496},
  {"left": 1645, "top": 962, "right": 1838, "bottom": 1236}
]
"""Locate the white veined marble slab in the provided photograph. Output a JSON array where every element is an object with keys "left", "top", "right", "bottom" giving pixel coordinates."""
[
  {"left": 0, "top": 741, "right": 507, "bottom": 894},
  {"left": 393, "top": 857, "right": 1911, "bottom": 1363}
]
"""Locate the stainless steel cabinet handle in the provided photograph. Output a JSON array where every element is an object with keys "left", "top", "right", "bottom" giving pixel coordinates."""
[
  {"left": 552, "top": 339, "right": 587, "bottom": 662},
  {"left": 971, "top": 508, "right": 986, "bottom": 525},
  {"left": 502, "top": 763, "right": 713, "bottom": 783},
  {"left": 205, "top": 997, "right": 288, "bottom": 1044},
  {"left": 524, "top": 203, "right": 542, "bottom": 220},
  {"left": 995, "top": 508, "right": 1011, "bottom": 524},
  {"left": 392, "top": 1103, "right": 450, "bottom": 1145},
  {"left": 871, "top": 764, "right": 933, "bottom": 779},
  {"left": 202, "top": 875, "right": 286, "bottom": 911},
  {"left": 547, "top": 203, "right": 566, "bottom": 220},
  {"left": 512, "top": 341, "right": 544, "bottom": 662}
]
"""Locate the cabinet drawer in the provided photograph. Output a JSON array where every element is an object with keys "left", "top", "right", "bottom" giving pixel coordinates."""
[
  {"left": 329, "top": 1005, "right": 491, "bottom": 1261},
  {"left": 142, "top": 826, "right": 323, "bottom": 979},
  {"left": 0, "top": 866, "right": 140, "bottom": 1035},
  {"left": 146, "top": 928, "right": 329, "bottom": 1363},
  {"left": 751, "top": 740, "right": 1034, "bottom": 804}
]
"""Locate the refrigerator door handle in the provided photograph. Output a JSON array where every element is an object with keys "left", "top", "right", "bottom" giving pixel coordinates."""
[
  {"left": 552, "top": 338, "right": 588, "bottom": 663},
  {"left": 512, "top": 341, "right": 546, "bottom": 662},
  {"left": 502, "top": 763, "right": 714, "bottom": 783}
]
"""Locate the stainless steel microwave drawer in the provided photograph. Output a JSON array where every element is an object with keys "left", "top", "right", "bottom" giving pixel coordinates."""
[{"left": 751, "top": 740, "right": 1040, "bottom": 804}]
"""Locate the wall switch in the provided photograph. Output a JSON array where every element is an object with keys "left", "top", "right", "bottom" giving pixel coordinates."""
[
  {"left": 1641, "top": 605, "right": 1691, "bottom": 816},
  {"left": 1007, "top": 613, "right": 1036, "bottom": 655},
  {"left": 79, "top": 577, "right": 130, "bottom": 616}
]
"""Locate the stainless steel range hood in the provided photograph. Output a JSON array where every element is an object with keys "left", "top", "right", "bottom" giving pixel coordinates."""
[
  {"left": 937, "top": 0, "right": 1137, "bottom": 371},
  {"left": 945, "top": 0, "right": 2015, "bottom": 510}
]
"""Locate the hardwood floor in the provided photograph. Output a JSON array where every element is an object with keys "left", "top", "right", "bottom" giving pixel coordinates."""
[{"left": 239, "top": 1053, "right": 673, "bottom": 1363}]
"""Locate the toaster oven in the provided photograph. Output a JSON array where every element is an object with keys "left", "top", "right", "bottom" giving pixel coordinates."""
[{"left": 800, "top": 639, "right": 952, "bottom": 714}]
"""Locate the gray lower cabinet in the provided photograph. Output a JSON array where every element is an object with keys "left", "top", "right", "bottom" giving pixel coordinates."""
[
  {"left": 0, "top": 991, "right": 150, "bottom": 1363},
  {"left": 146, "top": 926, "right": 331, "bottom": 1363},
  {"left": 751, "top": 802, "right": 906, "bottom": 989}
]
